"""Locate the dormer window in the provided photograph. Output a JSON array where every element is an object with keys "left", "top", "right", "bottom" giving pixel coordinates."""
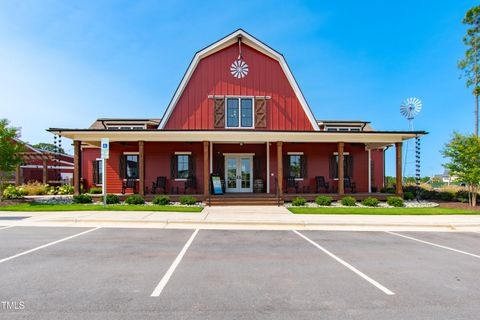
[{"left": 226, "top": 97, "right": 254, "bottom": 128}]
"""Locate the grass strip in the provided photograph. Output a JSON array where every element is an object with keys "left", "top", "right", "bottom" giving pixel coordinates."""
[
  {"left": 0, "top": 203, "right": 203, "bottom": 212},
  {"left": 288, "top": 207, "right": 479, "bottom": 215}
]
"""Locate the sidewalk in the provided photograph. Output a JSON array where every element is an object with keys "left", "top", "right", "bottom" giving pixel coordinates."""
[{"left": 1, "top": 206, "right": 480, "bottom": 231}]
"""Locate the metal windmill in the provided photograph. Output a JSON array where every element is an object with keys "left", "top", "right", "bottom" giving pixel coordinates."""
[{"left": 400, "top": 97, "right": 422, "bottom": 188}]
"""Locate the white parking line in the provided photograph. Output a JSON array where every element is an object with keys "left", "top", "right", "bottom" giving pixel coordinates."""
[
  {"left": 386, "top": 231, "right": 480, "bottom": 259},
  {"left": 0, "top": 227, "right": 100, "bottom": 264},
  {"left": 151, "top": 229, "right": 199, "bottom": 297},
  {"left": 293, "top": 230, "right": 395, "bottom": 296},
  {"left": 0, "top": 226, "right": 15, "bottom": 230}
]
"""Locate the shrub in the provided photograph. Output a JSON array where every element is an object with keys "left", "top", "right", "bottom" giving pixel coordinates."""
[
  {"left": 403, "top": 191, "right": 414, "bottom": 201},
  {"left": 73, "top": 194, "right": 93, "bottom": 204},
  {"left": 437, "top": 191, "right": 455, "bottom": 201},
  {"left": 341, "top": 196, "right": 357, "bottom": 206},
  {"left": 419, "top": 189, "right": 437, "bottom": 200},
  {"left": 292, "top": 197, "right": 307, "bottom": 206},
  {"left": 361, "top": 197, "right": 379, "bottom": 207},
  {"left": 103, "top": 194, "right": 120, "bottom": 204},
  {"left": 125, "top": 194, "right": 145, "bottom": 205},
  {"left": 179, "top": 195, "right": 197, "bottom": 205},
  {"left": 2, "top": 185, "right": 27, "bottom": 199},
  {"left": 387, "top": 196, "right": 404, "bottom": 207},
  {"left": 88, "top": 187, "right": 103, "bottom": 194},
  {"left": 380, "top": 187, "right": 396, "bottom": 194},
  {"left": 46, "top": 186, "right": 58, "bottom": 195},
  {"left": 22, "top": 181, "right": 48, "bottom": 195},
  {"left": 315, "top": 195, "right": 332, "bottom": 206},
  {"left": 456, "top": 190, "right": 471, "bottom": 203},
  {"left": 152, "top": 195, "right": 170, "bottom": 205},
  {"left": 57, "top": 184, "right": 74, "bottom": 195}
]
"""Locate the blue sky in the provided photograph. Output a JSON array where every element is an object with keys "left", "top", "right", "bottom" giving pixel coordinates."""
[{"left": 0, "top": 0, "right": 477, "bottom": 176}]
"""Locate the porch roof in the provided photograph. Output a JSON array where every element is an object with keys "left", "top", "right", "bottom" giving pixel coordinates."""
[{"left": 47, "top": 128, "right": 427, "bottom": 148}]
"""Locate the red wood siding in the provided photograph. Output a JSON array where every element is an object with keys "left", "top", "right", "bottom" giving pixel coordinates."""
[
  {"left": 165, "top": 43, "right": 314, "bottom": 131},
  {"left": 82, "top": 142, "right": 205, "bottom": 194},
  {"left": 81, "top": 148, "right": 100, "bottom": 191},
  {"left": 282, "top": 143, "right": 385, "bottom": 193},
  {"left": 82, "top": 142, "right": 384, "bottom": 195}
]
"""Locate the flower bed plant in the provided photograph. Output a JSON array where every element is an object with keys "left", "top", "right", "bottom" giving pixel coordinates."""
[
  {"left": 103, "top": 194, "right": 120, "bottom": 204},
  {"left": 292, "top": 197, "right": 307, "bottom": 206},
  {"left": 341, "top": 196, "right": 357, "bottom": 207},
  {"left": 315, "top": 195, "right": 332, "bottom": 206},
  {"left": 179, "top": 196, "right": 197, "bottom": 205},
  {"left": 387, "top": 196, "right": 404, "bottom": 207},
  {"left": 124, "top": 194, "right": 145, "bottom": 205},
  {"left": 73, "top": 194, "right": 93, "bottom": 204},
  {"left": 2, "top": 185, "right": 27, "bottom": 199},
  {"left": 361, "top": 197, "right": 379, "bottom": 207},
  {"left": 152, "top": 195, "right": 170, "bottom": 205},
  {"left": 88, "top": 187, "right": 103, "bottom": 194}
]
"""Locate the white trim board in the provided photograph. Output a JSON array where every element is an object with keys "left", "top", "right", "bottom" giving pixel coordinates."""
[
  {"left": 158, "top": 29, "right": 319, "bottom": 131},
  {"left": 222, "top": 153, "right": 255, "bottom": 156}
]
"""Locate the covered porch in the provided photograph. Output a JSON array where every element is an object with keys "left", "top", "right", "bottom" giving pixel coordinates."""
[{"left": 49, "top": 128, "right": 423, "bottom": 203}]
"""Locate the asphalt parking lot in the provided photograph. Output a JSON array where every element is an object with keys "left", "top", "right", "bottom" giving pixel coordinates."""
[{"left": 0, "top": 226, "right": 479, "bottom": 319}]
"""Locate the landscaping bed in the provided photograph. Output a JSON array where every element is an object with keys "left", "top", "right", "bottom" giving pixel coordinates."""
[
  {"left": 0, "top": 193, "right": 203, "bottom": 212},
  {"left": 288, "top": 207, "right": 479, "bottom": 215},
  {"left": 0, "top": 203, "right": 203, "bottom": 212},
  {"left": 286, "top": 194, "right": 479, "bottom": 215}
]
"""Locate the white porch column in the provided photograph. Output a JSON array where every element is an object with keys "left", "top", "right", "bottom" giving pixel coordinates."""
[
  {"left": 367, "top": 148, "right": 372, "bottom": 193},
  {"left": 266, "top": 142, "right": 270, "bottom": 194},
  {"left": 209, "top": 141, "right": 213, "bottom": 174}
]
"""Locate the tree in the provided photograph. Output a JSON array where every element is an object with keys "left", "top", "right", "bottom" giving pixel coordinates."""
[
  {"left": 0, "top": 119, "right": 24, "bottom": 201},
  {"left": 458, "top": 5, "right": 480, "bottom": 136},
  {"left": 32, "top": 142, "right": 65, "bottom": 154},
  {"left": 442, "top": 132, "right": 480, "bottom": 206}
]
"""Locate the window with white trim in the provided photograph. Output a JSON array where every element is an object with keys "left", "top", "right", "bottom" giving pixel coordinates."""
[
  {"left": 226, "top": 97, "right": 254, "bottom": 128},
  {"left": 124, "top": 155, "right": 139, "bottom": 179},
  {"left": 177, "top": 154, "right": 190, "bottom": 179}
]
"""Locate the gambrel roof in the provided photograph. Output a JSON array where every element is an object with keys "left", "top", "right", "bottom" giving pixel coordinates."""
[{"left": 159, "top": 29, "right": 320, "bottom": 131}]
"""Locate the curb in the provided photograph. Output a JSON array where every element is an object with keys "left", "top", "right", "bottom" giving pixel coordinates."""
[{"left": 36, "top": 218, "right": 480, "bottom": 230}]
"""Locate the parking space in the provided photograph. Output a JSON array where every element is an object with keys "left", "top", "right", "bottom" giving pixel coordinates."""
[
  {"left": 0, "top": 227, "right": 478, "bottom": 319},
  {"left": 0, "top": 226, "right": 92, "bottom": 258},
  {"left": 389, "top": 231, "right": 480, "bottom": 256}
]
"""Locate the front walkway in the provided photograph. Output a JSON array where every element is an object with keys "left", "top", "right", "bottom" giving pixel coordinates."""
[{"left": 1, "top": 207, "right": 480, "bottom": 231}]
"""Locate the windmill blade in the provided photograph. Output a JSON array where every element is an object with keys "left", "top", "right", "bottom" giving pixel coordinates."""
[{"left": 400, "top": 97, "right": 422, "bottom": 119}]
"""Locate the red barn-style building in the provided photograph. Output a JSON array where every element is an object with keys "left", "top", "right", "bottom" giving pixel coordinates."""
[
  {"left": 10, "top": 139, "right": 74, "bottom": 186},
  {"left": 49, "top": 30, "right": 425, "bottom": 204}
]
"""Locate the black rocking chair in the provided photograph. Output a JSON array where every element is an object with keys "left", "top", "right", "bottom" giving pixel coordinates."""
[
  {"left": 285, "top": 176, "right": 299, "bottom": 193},
  {"left": 152, "top": 176, "right": 167, "bottom": 194},
  {"left": 345, "top": 177, "right": 357, "bottom": 193},
  {"left": 122, "top": 177, "right": 137, "bottom": 194},
  {"left": 184, "top": 176, "right": 196, "bottom": 194},
  {"left": 315, "top": 176, "right": 330, "bottom": 193}
]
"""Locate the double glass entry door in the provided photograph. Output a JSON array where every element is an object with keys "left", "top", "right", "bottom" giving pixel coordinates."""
[{"left": 225, "top": 156, "right": 253, "bottom": 192}]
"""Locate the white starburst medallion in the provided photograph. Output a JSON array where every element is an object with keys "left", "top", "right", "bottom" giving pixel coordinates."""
[{"left": 230, "top": 59, "right": 249, "bottom": 79}]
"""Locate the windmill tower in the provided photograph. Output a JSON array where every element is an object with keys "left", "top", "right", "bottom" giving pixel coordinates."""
[{"left": 400, "top": 98, "right": 422, "bottom": 186}]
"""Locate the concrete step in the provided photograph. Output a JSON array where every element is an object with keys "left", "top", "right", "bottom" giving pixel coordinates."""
[{"left": 207, "top": 197, "right": 284, "bottom": 206}]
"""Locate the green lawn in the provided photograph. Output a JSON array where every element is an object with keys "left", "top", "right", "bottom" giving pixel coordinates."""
[
  {"left": 0, "top": 203, "right": 203, "bottom": 212},
  {"left": 288, "top": 207, "right": 479, "bottom": 215}
]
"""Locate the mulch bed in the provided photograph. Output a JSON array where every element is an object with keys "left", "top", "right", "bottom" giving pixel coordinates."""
[{"left": 436, "top": 201, "right": 480, "bottom": 211}]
